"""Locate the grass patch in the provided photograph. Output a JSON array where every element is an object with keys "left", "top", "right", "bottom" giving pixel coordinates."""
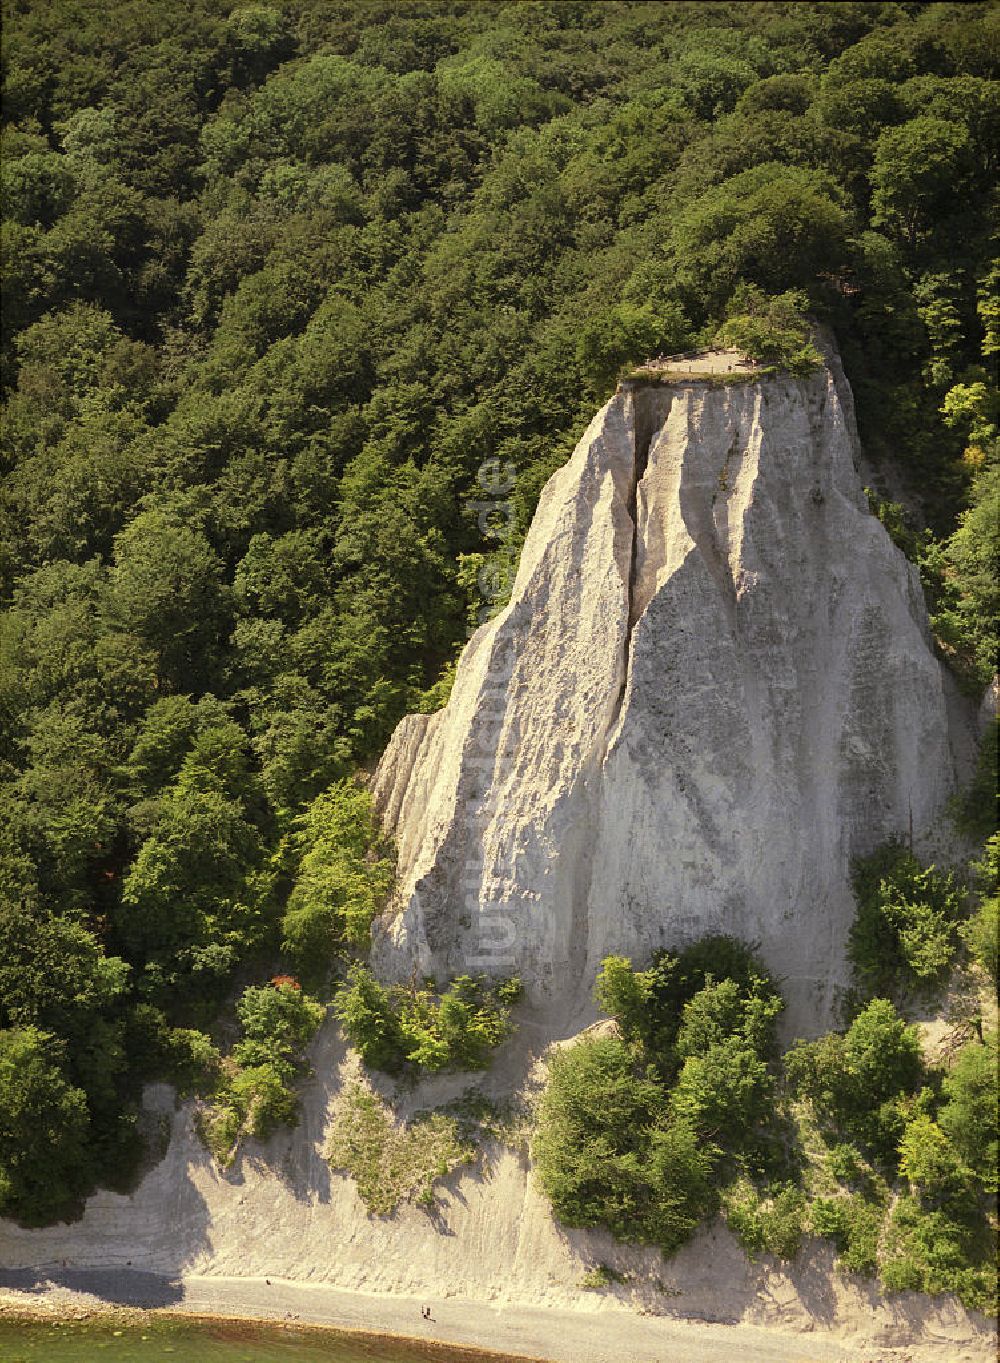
[
  {"left": 578, "top": 1263, "right": 630, "bottom": 1290},
  {"left": 441, "top": 1086, "right": 533, "bottom": 1151},
  {"left": 325, "top": 1081, "right": 475, "bottom": 1215}
]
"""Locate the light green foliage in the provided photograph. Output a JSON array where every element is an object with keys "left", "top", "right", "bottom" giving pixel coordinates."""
[
  {"left": 578, "top": 1263, "right": 629, "bottom": 1291},
  {"left": 334, "top": 965, "right": 521, "bottom": 1076},
  {"left": 722, "top": 1178, "right": 806, "bottom": 1260},
  {"left": 199, "top": 1061, "right": 299, "bottom": 1167},
  {"left": 671, "top": 163, "right": 851, "bottom": 307},
  {"left": 929, "top": 467, "right": 1000, "bottom": 689},
  {"left": 898, "top": 1114, "right": 975, "bottom": 1210},
  {"left": 675, "top": 976, "right": 783, "bottom": 1060},
  {"left": 849, "top": 844, "right": 965, "bottom": 997},
  {"left": 715, "top": 285, "right": 822, "bottom": 375},
  {"left": 784, "top": 998, "right": 923, "bottom": 1157},
  {"left": 325, "top": 1082, "right": 473, "bottom": 1214},
  {"left": 198, "top": 980, "right": 323, "bottom": 1168},
  {"left": 937, "top": 1033, "right": 999, "bottom": 1194},
  {"left": 281, "top": 780, "right": 395, "bottom": 976}
]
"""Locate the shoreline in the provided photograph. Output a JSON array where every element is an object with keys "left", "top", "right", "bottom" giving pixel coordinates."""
[
  {"left": 0, "top": 1301, "right": 544, "bottom": 1363},
  {"left": 3, "top": 1272, "right": 991, "bottom": 1363}
]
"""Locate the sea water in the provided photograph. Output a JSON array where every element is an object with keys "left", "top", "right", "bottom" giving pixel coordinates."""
[{"left": 0, "top": 1317, "right": 518, "bottom": 1363}]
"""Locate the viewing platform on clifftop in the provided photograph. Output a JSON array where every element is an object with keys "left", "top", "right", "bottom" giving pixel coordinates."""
[{"left": 620, "top": 347, "right": 769, "bottom": 389}]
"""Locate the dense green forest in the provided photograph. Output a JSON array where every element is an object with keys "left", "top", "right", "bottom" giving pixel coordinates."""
[
  {"left": 0, "top": 0, "right": 997, "bottom": 1235},
  {"left": 535, "top": 846, "right": 999, "bottom": 1312}
]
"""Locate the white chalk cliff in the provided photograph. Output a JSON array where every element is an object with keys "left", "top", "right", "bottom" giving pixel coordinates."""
[{"left": 373, "top": 349, "right": 974, "bottom": 1029}]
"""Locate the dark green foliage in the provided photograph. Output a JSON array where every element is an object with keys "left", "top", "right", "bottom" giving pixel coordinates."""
[
  {"left": 333, "top": 965, "right": 521, "bottom": 1076},
  {"left": 951, "top": 725, "right": 999, "bottom": 844},
  {"left": 596, "top": 937, "right": 781, "bottom": 1070},
  {"left": 2, "top": 0, "right": 997, "bottom": 1222},
  {"left": 532, "top": 1034, "right": 716, "bottom": 1254},
  {"left": 0, "top": 1027, "right": 90, "bottom": 1225},
  {"left": 849, "top": 844, "right": 965, "bottom": 997},
  {"left": 784, "top": 997, "right": 924, "bottom": 1159},
  {"left": 537, "top": 942, "right": 782, "bottom": 1256},
  {"left": 880, "top": 1194, "right": 996, "bottom": 1316}
]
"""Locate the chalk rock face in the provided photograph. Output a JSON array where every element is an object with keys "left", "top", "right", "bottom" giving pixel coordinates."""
[{"left": 372, "top": 352, "right": 972, "bottom": 1028}]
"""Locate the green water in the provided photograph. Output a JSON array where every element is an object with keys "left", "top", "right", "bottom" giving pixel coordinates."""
[{"left": 0, "top": 1318, "right": 514, "bottom": 1363}]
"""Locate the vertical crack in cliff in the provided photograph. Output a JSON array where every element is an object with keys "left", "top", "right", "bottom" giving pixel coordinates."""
[
  {"left": 602, "top": 386, "right": 670, "bottom": 754},
  {"left": 563, "top": 388, "right": 665, "bottom": 1011}
]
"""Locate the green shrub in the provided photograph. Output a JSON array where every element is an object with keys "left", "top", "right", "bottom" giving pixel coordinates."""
[
  {"left": 950, "top": 723, "right": 998, "bottom": 842},
  {"left": 227, "top": 1062, "right": 299, "bottom": 1139},
  {"left": 325, "top": 1082, "right": 473, "bottom": 1214},
  {"left": 197, "top": 978, "right": 323, "bottom": 1166},
  {"left": 670, "top": 1042, "right": 773, "bottom": 1144},
  {"left": 961, "top": 833, "right": 999, "bottom": 985},
  {"left": 595, "top": 937, "right": 779, "bottom": 1067},
  {"left": 644, "top": 1118, "right": 720, "bottom": 1254},
  {"left": 578, "top": 1263, "right": 629, "bottom": 1290},
  {"left": 784, "top": 998, "right": 923, "bottom": 1159},
  {"left": 162, "top": 1027, "right": 222, "bottom": 1096},
  {"left": 849, "top": 844, "right": 964, "bottom": 996},
  {"left": 233, "top": 980, "right": 324, "bottom": 1066},
  {"left": 937, "top": 1033, "right": 999, "bottom": 1193},
  {"left": 715, "top": 285, "right": 822, "bottom": 376},
  {"left": 0, "top": 1027, "right": 91, "bottom": 1226},
  {"left": 533, "top": 1031, "right": 722, "bottom": 1255},
  {"left": 810, "top": 1193, "right": 883, "bottom": 1274},
  {"left": 723, "top": 1178, "right": 806, "bottom": 1260},
  {"left": 532, "top": 1035, "right": 675, "bottom": 1240},
  {"left": 880, "top": 1194, "right": 997, "bottom": 1315},
  {"left": 899, "top": 1114, "right": 976, "bottom": 1211},
  {"left": 333, "top": 962, "right": 407, "bottom": 1072},
  {"left": 281, "top": 780, "right": 395, "bottom": 979},
  {"left": 333, "top": 965, "right": 521, "bottom": 1075}
]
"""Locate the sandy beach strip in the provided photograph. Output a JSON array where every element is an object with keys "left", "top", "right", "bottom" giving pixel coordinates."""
[{"left": 3, "top": 1270, "right": 981, "bottom": 1363}]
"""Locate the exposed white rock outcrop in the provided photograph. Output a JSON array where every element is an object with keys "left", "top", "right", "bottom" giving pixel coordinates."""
[{"left": 373, "top": 351, "right": 976, "bottom": 1030}]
